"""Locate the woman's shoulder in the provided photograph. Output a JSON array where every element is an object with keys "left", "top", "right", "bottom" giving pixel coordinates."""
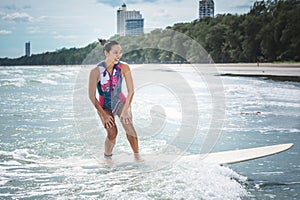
[
  {"left": 120, "top": 61, "right": 130, "bottom": 74},
  {"left": 97, "top": 60, "right": 105, "bottom": 68},
  {"left": 90, "top": 66, "right": 100, "bottom": 75},
  {"left": 120, "top": 61, "right": 129, "bottom": 68}
]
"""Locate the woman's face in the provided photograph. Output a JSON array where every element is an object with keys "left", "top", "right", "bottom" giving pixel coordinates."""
[{"left": 105, "top": 44, "right": 122, "bottom": 65}]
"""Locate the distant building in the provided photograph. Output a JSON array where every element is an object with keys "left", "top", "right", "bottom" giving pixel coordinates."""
[
  {"left": 25, "top": 42, "right": 30, "bottom": 57},
  {"left": 199, "top": 0, "right": 214, "bottom": 19},
  {"left": 117, "top": 3, "right": 144, "bottom": 36},
  {"left": 125, "top": 18, "right": 144, "bottom": 35}
]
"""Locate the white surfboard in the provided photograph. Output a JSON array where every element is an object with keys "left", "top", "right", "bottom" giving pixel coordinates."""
[
  {"left": 22, "top": 143, "right": 293, "bottom": 167},
  {"left": 100, "top": 143, "right": 294, "bottom": 166},
  {"left": 182, "top": 143, "right": 294, "bottom": 165}
]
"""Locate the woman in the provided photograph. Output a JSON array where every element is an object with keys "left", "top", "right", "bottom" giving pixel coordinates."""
[{"left": 88, "top": 40, "right": 143, "bottom": 162}]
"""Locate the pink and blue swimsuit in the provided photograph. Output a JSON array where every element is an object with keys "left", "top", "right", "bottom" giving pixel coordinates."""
[{"left": 97, "top": 60, "right": 126, "bottom": 115}]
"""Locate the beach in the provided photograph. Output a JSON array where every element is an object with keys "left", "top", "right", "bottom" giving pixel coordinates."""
[{"left": 215, "top": 63, "right": 300, "bottom": 82}]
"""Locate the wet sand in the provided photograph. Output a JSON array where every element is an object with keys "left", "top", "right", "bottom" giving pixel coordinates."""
[
  {"left": 134, "top": 62, "right": 300, "bottom": 82},
  {"left": 215, "top": 63, "right": 300, "bottom": 82}
]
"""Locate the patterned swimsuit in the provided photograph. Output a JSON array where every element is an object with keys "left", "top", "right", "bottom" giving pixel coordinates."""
[{"left": 97, "top": 60, "right": 126, "bottom": 115}]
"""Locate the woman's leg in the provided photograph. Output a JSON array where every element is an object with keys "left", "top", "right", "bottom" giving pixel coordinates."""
[
  {"left": 121, "top": 122, "right": 143, "bottom": 161},
  {"left": 97, "top": 109, "right": 118, "bottom": 157},
  {"left": 117, "top": 106, "right": 143, "bottom": 161},
  {"left": 120, "top": 122, "right": 139, "bottom": 153},
  {"left": 104, "top": 124, "right": 118, "bottom": 157},
  {"left": 99, "top": 111, "right": 118, "bottom": 157}
]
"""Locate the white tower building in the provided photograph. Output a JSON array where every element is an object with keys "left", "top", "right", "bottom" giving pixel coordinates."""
[{"left": 117, "top": 3, "right": 144, "bottom": 36}]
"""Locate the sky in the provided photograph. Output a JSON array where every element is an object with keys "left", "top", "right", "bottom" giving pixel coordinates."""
[{"left": 0, "top": 0, "right": 255, "bottom": 58}]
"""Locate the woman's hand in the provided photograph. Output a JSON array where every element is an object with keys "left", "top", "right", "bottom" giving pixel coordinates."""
[
  {"left": 98, "top": 110, "right": 115, "bottom": 129},
  {"left": 120, "top": 109, "right": 132, "bottom": 124}
]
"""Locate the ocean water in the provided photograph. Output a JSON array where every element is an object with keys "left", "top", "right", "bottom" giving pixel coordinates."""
[{"left": 0, "top": 65, "right": 299, "bottom": 200}]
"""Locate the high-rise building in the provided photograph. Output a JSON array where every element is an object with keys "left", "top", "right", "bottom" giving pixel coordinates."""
[
  {"left": 125, "top": 18, "right": 144, "bottom": 35},
  {"left": 25, "top": 41, "right": 30, "bottom": 57},
  {"left": 117, "top": 3, "right": 144, "bottom": 36},
  {"left": 199, "top": 0, "right": 214, "bottom": 19}
]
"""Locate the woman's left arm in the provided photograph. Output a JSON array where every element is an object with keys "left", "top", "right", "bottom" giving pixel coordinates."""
[{"left": 120, "top": 63, "right": 134, "bottom": 124}]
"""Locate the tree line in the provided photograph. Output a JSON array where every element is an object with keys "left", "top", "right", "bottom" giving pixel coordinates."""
[
  {"left": 170, "top": 0, "right": 299, "bottom": 63},
  {"left": 1, "top": 0, "right": 299, "bottom": 66},
  {"left": 0, "top": 43, "right": 97, "bottom": 66}
]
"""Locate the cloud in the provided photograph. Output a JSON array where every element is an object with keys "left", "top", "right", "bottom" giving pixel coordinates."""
[
  {"left": 215, "top": 0, "right": 253, "bottom": 14},
  {"left": 23, "top": 5, "right": 32, "bottom": 9},
  {"left": 96, "top": 0, "right": 125, "bottom": 7},
  {"left": 2, "top": 12, "right": 34, "bottom": 22},
  {"left": 3, "top": 3, "right": 31, "bottom": 11},
  {"left": 0, "top": 29, "right": 12, "bottom": 35},
  {"left": 223, "top": 0, "right": 253, "bottom": 11},
  {"left": 53, "top": 35, "right": 78, "bottom": 42},
  {"left": 96, "top": 0, "right": 159, "bottom": 7},
  {"left": 27, "top": 26, "right": 42, "bottom": 34},
  {"left": 4, "top": 4, "right": 18, "bottom": 11},
  {"left": 152, "top": 9, "right": 171, "bottom": 19},
  {"left": 228, "top": 0, "right": 253, "bottom": 10},
  {"left": 232, "top": 4, "right": 252, "bottom": 10},
  {"left": 127, "top": 0, "right": 158, "bottom": 4}
]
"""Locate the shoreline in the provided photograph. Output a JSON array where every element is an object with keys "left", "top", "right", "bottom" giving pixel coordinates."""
[
  {"left": 213, "top": 63, "right": 300, "bottom": 82},
  {"left": 215, "top": 63, "right": 300, "bottom": 68},
  {"left": 1, "top": 63, "right": 300, "bottom": 82},
  {"left": 142, "top": 63, "right": 300, "bottom": 82},
  {"left": 1, "top": 62, "right": 300, "bottom": 68},
  {"left": 219, "top": 73, "right": 300, "bottom": 82}
]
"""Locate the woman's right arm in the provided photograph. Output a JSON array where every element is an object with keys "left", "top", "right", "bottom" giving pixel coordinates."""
[
  {"left": 88, "top": 67, "right": 115, "bottom": 128},
  {"left": 89, "top": 67, "right": 103, "bottom": 114}
]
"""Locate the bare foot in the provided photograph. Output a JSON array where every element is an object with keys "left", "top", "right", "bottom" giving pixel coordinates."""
[{"left": 134, "top": 153, "right": 144, "bottom": 162}]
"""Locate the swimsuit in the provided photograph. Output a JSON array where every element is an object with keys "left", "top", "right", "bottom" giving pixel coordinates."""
[{"left": 97, "top": 60, "right": 126, "bottom": 115}]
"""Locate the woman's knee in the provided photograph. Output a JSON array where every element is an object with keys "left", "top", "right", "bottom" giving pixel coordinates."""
[
  {"left": 106, "top": 127, "right": 118, "bottom": 140},
  {"left": 126, "top": 133, "right": 137, "bottom": 140},
  {"left": 121, "top": 122, "right": 136, "bottom": 135}
]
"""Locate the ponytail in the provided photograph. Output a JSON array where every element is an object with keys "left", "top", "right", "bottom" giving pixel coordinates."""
[{"left": 98, "top": 39, "right": 119, "bottom": 53}]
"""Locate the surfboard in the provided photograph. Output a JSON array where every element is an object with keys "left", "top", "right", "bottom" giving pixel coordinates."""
[
  {"left": 21, "top": 143, "right": 293, "bottom": 167},
  {"left": 183, "top": 143, "right": 294, "bottom": 165},
  {"left": 99, "top": 143, "right": 294, "bottom": 166}
]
